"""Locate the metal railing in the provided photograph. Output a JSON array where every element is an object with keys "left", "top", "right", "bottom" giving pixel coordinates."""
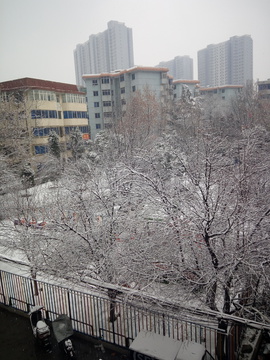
[{"left": 0, "top": 269, "right": 238, "bottom": 359}]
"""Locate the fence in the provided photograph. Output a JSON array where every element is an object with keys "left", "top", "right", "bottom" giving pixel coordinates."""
[{"left": 0, "top": 269, "right": 242, "bottom": 359}]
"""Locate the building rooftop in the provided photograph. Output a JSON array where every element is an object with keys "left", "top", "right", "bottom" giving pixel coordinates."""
[
  {"left": 82, "top": 66, "right": 169, "bottom": 79},
  {"left": 0, "top": 77, "right": 84, "bottom": 94},
  {"left": 173, "top": 80, "right": 199, "bottom": 85},
  {"left": 199, "top": 85, "right": 243, "bottom": 92}
]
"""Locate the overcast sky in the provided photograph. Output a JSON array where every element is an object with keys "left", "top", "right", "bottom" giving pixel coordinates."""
[{"left": 1, "top": 0, "right": 269, "bottom": 84}]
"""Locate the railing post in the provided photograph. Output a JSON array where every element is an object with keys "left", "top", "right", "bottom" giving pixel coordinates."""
[{"left": 0, "top": 270, "right": 6, "bottom": 305}]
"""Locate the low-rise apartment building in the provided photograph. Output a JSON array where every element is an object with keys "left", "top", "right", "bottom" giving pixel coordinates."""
[
  {"left": 83, "top": 66, "right": 173, "bottom": 139},
  {"left": 173, "top": 80, "right": 200, "bottom": 100},
  {"left": 257, "top": 79, "right": 270, "bottom": 100},
  {"left": 198, "top": 85, "right": 243, "bottom": 101},
  {"left": 0, "top": 78, "right": 89, "bottom": 162}
]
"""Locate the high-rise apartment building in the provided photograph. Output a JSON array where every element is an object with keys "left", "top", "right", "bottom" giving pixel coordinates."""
[
  {"left": 198, "top": 35, "right": 253, "bottom": 87},
  {"left": 158, "top": 56, "right": 193, "bottom": 80},
  {"left": 74, "top": 21, "right": 134, "bottom": 87},
  {"left": 83, "top": 66, "right": 172, "bottom": 139}
]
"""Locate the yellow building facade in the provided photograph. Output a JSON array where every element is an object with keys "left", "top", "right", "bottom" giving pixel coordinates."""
[{"left": 0, "top": 78, "right": 89, "bottom": 161}]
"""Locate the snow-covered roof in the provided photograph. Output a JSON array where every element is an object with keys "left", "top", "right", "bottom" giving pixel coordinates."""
[{"left": 129, "top": 330, "right": 206, "bottom": 360}]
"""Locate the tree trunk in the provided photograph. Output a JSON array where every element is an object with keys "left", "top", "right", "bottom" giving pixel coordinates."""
[
  {"left": 206, "top": 280, "right": 218, "bottom": 311},
  {"left": 108, "top": 289, "right": 120, "bottom": 323}
]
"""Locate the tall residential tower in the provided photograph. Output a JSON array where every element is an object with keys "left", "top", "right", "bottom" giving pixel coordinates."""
[
  {"left": 198, "top": 35, "right": 253, "bottom": 87},
  {"left": 158, "top": 56, "right": 193, "bottom": 80},
  {"left": 74, "top": 21, "right": 134, "bottom": 87}
]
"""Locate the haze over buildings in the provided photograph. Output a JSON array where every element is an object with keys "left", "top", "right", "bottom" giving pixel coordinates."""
[
  {"left": 157, "top": 56, "right": 193, "bottom": 80},
  {"left": 74, "top": 21, "right": 134, "bottom": 87},
  {"left": 1, "top": 0, "right": 269, "bottom": 84},
  {"left": 198, "top": 35, "right": 253, "bottom": 87}
]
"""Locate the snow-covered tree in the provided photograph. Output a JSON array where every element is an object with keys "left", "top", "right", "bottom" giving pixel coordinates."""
[
  {"left": 48, "top": 130, "right": 61, "bottom": 159},
  {"left": 69, "top": 127, "right": 85, "bottom": 161},
  {"left": 123, "top": 124, "right": 270, "bottom": 317},
  {"left": 0, "top": 91, "right": 33, "bottom": 167}
]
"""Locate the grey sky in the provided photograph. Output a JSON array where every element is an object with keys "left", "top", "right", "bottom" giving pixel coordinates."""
[{"left": 1, "top": 0, "right": 269, "bottom": 84}]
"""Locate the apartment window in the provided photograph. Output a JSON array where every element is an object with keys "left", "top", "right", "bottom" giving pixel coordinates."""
[
  {"left": 121, "top": 99, "right": 126, "bottom": 105},
  {"left": 92, "top": 80, "right": 98, "bottom": 86},
  {"left": 63, "top": 111, "right": 88, "bottom": 119},
  {"left": 93, "top": 91, "right": 99, "bottom": 96},
  {"left": 132, "top": 73, "right": 135, "bottom": 80},
  {"left": 132, "top": 86, "right": 136, "bottom": 92},
  {"left": 121, "top": 87, "right": 125, "bottom": 94},
  {"left": 103, "top": 101, "right": 111, "bottom": 107},
  {"left": 31, "top": 110, "right": 58, "bottom": 119},
  {"left": 33, "top": 127, "right": 60, "bottom": 137},
  {"left": 95, "top": 113, "right": 100, "bottom": 118},
  {"left": 104, "top": 112, "right": 112, "bottom": 118},
  {"left": 96, "top": 124, "right": 101, "bottom": 129},
  {"left": 29, "top": 90, "right": 56, "bottom": 102},
  {"left": 102, "top": 89, "right": 111, "bottom": 96},
  {"left": 62, "top": 94, "right": 86, "bottom": 103},
  {"left": 65, "top": 126, "right": 89, "bottom": 134},
  {"left": 34, "top": 145, "right": 48, "bottom": 154},
  {"left": 120, "top": 74, "right": 124, "bottom": 82},
  {"left": 101, "top": 77, "right": 110, "bottom": 84},
  {"left": 94, "top": 102, "right": 99, "bottom": 107}
]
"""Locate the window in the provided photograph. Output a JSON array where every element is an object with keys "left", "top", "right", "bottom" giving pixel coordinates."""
[
  {"left": 101, "top": 77, "right": 110, "bottom": 84},
  {"left": 63, "top": 111, "right": 88, "bottom": 119},
  {"left": 62, "top": 94, "right": 86, "bottom": 103},
  {"left": 34, "top": 145, "right": 48, "bottom": 154},
  {"left": 121, "top": 87, "right": 125, "bottom": 94},
  {"left": 93, "top": 91, "right": 99, "bottom": 96},
  {"left": 94, "top": 102, "right": 99, "bottom": 107},
  {"left": 33, "top": 127, "right": 60, "bottom": 137},
  {"left": 121, "top": 99, "right": 126, "bottom": 105},
  {"left": 92, "top": 79, "right": 98, "bottom": 86},
  {"left": 132, "top": 86, "right": 136, "bottom": 92},
  {"left": 95, "top": 113, "right": 100, "bottom": 118},
  {"left": 102, "top": 89, "right": 111, "bottom": 96},
  {"left": 132, "top": 73, "right": 135, "bottom": 80},
  {"left": 96, "top": 124, "right": 101, "bottom": 129},
  {"left": 31, "top": 110, "right": 58, "bottom": 119},
  {"left": 120, "top": 74, "right": 124, "bottom": 82},
  {"left": 29, "top": 90, "right": 56, "bottom": 102},
  {"left": 103, "top": 101, "right": 111, "bottom": 107},
  {"left": 104, "top": 112, "right": 112, "bottom": 118},
  {"left": 65, "top": 126, "right": 89, "bottom": 134}
]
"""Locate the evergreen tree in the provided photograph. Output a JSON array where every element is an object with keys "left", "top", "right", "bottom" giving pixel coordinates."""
[
  {"left": 48, "top": 130, "right": 61, "bottom": 159},
  {"left": 20, "top": 163, "right": 35, "bottom": 187},
  {"left": 69, "top": 127, "right": 85, "bottom": 161}
]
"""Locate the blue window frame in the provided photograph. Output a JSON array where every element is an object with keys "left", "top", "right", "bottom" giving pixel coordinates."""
[
  {"left": 33, "top": 127, "right": 60, "bottom": 137},
  {"left": 63, "top": 111, "right": 88, "bottom": 119},
  {"left": 31, "top": 110, "right": 57, "bottom": 119},
  {"left": 65, "top": 126, "right": 89, "bottom": 134},
  {"left": 34, "top": 145, "right": 48, "bottom": 154}
]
